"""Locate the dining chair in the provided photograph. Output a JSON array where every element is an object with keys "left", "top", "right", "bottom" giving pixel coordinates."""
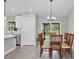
[
  {"left": 64, "top": 33, "right": 70, "bottom": 44},
  {"left": 64, "top": 33, "right": 68, "bottom": 41},
  {"left": 61, "top": 33, "right": 74, "bottom": 57},
  {"left": 50, "top": 35, "right": 63, "bottom": 57},
  {"left": 38, "top": 33, "right": 51, "bottom": 57}
]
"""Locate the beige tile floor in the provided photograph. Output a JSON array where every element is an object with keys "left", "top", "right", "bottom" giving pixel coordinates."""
[{"left": 4, "top": 46, "right": 74, "bottom": 59}]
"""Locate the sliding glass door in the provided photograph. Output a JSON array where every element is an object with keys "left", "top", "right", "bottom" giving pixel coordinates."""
[
  {"left": 51, "top": 23, "right": 60, "bottom": 34},
  {"left": 42, "top": 23, "right": 60, "bottom": 39}
]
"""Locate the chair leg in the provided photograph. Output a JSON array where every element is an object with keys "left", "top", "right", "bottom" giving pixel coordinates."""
[
  {"left": 59, "top": 49, "right": 63, "bottom": 59},
  {"left": 61, "top": 49, "right": 63, "bottom": 58},
  {"left": 68, "top": 49, "right": 70, "bottom": 54},
  {"left": 60, "top": 50, "right": 62, "bottom": 57},
  {"left": 70, "top": 49, "right": 72, "bottom": 57},
  {"left": 68, "top": 49, "right": 72, "bottom": 57},
  {"left": 40, "top": 49, "right": 43, "bottom": 57},
  {"left": 71, "top": 51, "right": 72, "bottom": 57},
  {"left": 49, "top": 48, "right": 52, "bottom": 57}
]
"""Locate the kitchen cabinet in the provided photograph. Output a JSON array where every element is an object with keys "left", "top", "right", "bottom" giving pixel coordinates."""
[
  {"left": 4, "top": 34, "right": 17, "bottom": 55},
  {"left": 15, "top": 16, "right": 22, "bottom": 28}
]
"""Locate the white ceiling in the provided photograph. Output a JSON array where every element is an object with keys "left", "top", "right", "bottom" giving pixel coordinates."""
[{"left": 5, "top": 0, "right": 74, "bottom": 17}]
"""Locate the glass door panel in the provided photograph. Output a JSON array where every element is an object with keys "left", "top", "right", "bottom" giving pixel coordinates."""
[
  {"left": 51, "top": 23, "right": 60, "bottom": 35},
  {"left": 42, "top": 23, "right": 50, "bottom": 40},
  {"left": 42, "top": 23, "right": 60, "bottom": 40}
]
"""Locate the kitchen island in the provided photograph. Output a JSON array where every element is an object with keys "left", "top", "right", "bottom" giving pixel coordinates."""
[{"left": 4, "top": 34, "right": 17, "bottom": 55}]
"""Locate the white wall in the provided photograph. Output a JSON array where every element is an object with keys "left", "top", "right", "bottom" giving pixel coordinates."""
[
  {"left": 67, "top": 7, "right": 74, "bottom": 33},
  {"left": 4, "top": 17, "right": 7, "bottom": 31}
]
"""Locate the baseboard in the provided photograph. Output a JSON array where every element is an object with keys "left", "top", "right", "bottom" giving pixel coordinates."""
[
  {"left": 4, "top": 47, "right": 16, "bottom": 56},
  {"left": 23, "top": 45, "right": 34, "bottom": 46},
  {"left": 22, "top": 43, "right": 36, "bottom": 46}
]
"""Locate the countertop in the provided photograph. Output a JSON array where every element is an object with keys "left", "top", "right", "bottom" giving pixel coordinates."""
[
  {"left": 4, "top": 34, "right": 18, "bottom": 39},
  {"left": 5, "top": 31, "right": 22, "bottom": 35}
]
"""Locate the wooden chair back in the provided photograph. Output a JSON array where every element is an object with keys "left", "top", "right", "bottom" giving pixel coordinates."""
[
  {"left": 64, "top": 33, "right": 70, "bottom": 44},
  {"left": 50, "top": 35, "right": 62, "bottom": 47},
  {"left": 64, "top": 33, "right": 68, "bottom": 39},
  {"left": 69, "top": 34, "right": 74, "bottom": 47},
  {"left": 64, "top": 33, "right": 74, "bottom": 47},
  {"left": 38, "top": 33, "right": 43, "bottom": 46}
]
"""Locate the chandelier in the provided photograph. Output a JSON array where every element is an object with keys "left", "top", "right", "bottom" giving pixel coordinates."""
[{"left": 47, "top": 0, "right": 56, "bottom": 20}]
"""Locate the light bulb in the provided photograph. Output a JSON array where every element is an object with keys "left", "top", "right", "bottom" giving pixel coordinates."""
[
  {"left": 54, "top": 17, "right": 56, "bottom": 19},
  {"left": 47, "top": 16, "right": 50, "bottom": 19},
  {"left": 51, "top": 16, "right": 54, "bottom": 19},
  {"left": 51, "top": 16, "right": 56, "bottom": 19}
]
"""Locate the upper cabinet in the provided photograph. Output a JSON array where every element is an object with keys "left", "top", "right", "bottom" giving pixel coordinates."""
[
  {"left": 4, "top": 16, "right": 16, "bottom": 32},
  {"left": 15, "top": 16, "right": 22, "bottom": 28},
  {"left": 7, "top": 16, "right": 15, "bottom": 31}
]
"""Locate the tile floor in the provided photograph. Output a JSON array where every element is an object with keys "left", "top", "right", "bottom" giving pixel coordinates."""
[{"left": 4, "top": 46, "right": 74, "bottom": 59}]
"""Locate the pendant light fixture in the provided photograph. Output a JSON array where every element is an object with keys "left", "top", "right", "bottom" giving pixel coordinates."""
[{"left": 47, "top": 0, "right": 56, "bottom": 20}]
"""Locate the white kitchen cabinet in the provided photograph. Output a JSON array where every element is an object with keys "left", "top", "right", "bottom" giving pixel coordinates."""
[
  {"left": 4, "top": 34, "right": 17, "bottom": 55},
  {"left": 15, "top": 14, "right": 36, "bottom": 46},
  {"left": 15, "top": 16, "right": 22, "bottom": 28}
]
